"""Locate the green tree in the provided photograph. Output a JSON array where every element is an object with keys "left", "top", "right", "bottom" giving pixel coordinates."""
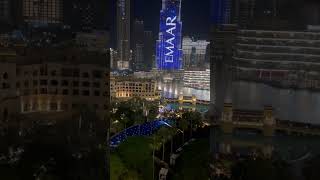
[
  {"left": 182, "top": 111, "right": 202, "bottom": 138},
  {"left": 178, "top": 118, "right": 188, "bottom": 143},
  {"left": 157, "top": 127, "right": 171, "bottom": 161}
]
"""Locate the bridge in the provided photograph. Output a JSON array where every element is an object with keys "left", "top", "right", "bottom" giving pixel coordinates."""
[{"left": 215, "top": 103, "right": 320, "bottom": 137}]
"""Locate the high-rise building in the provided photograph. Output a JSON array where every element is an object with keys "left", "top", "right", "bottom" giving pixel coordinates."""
[
  {"left": 116, "top": 0, "right": 131, "bottom": 70},
  {"left": 132, "top": 20, "right": 145, "bottom": 70},
  {"left": 22, "top": 0, "right": 63, "bottom": 26},
  {"left": 144, "top": 31, "right": 154, "bottom": 71},
  {"left": 0, "top": 0, "right": 9, "bottom": 23},
  {"left": 156, "top": 0, "right": 183, "bottom": 71},
  {"left": 234, "top": 0, "right": 256, "bottom": 28},
  {"left": 133, "top": 20, "right": 144, "bottom": 47},
  {"left": 63, "top": 0, "right": 109, "bottom": 32},
  {"left": 210, "top": 24, "right": 237, "bottom": 114},
  {"left": 182, "top": 37, "right": 210, "bottom": 70},
  {"left": 110, "top": 48, "right": 118, "bottom": 70},
  {"left": 68, "top": 1, "right": 95, "bottom": 31},
  {"left": 211, "top": 0, "right": 232, "bottom": 25},
  {"left": 0, "top": 0, "right": 23, "bottom": 30},
  {"left": 75, "top": 30, "right": 109, "bottom": 51}
]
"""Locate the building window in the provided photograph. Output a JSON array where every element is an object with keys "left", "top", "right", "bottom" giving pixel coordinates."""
[
  {"left": 40, "top": 88, "right": 47, "bottom": 94},
  {"left": 3, "top": 72, "right": 8, "bottom": 79},
  {"left": 50, "top": 80, "right": 58, "bottom": 86},
  {"left": 72, "top": 104, "right": 78, "bottom": 109},
  {"left": 73, "top": 81, "right": 79, "bottom": 87},
  {"left": 23, "top": 90, "right": 30, "bottom": 96},
  {"left": 33, "top": 80, "right": 38, "bottom": 86},
  {"left": 82, "top": 90, "right": 90, "bottom": 96},
  {"left": 24, "top": 103, "right": 28, "bottom": 112},
  {"left": 33, "top": 70, "right": 38, "bottom": 76},
  {"left": 3, "top": 108, "right": 8, "bottom": 122},
  {"left": 94, "top": 91, "right": 100, "bottom": 96},
  {"left": 82, "top": 72, "right": 89, "bottom": 78},
  {"left": 62, "top": 89, "right": 69, "bottom": 95},
  {"left": 51, "top": 70, "right": 57, "bottom": 76},
  {"left": 24, "top": 80, "right": 29, "bottom": 87},
  {"left": 92, "top": 70, "right": 102, "bottom": 79},
  {"left": 16, "top": 68, "right": 21, "bottom": 76},
  {"left": 32, "top": 102, "right": 38, "bottom": 111},
  {"left": 93, "top": 82, "right": 100, "bottom": 88},
  {"left": 49, "top": 88, "right": 58, "bottom": 95},
  {"left": 82, "top": 81, "right": 90, "bottom": 87},
  {"left": 40, "top": 80, "right": 48, "bottom": 86},
  {"left": 50, "top": 103, "right": 58, "bottom": 111},
  {"left": 73, "top": 69, "right": 80, "bottom": 77},
  {"left": 2, "top": 83, "right": 10, "bottom": 89},
  {"left": 61, "top": 104, "right": 68, "bottom": 111},
  {"left": 61, "top": 80, "right": 69, "bottom": 86},
  {"left": 73, "top": 89, "right": 79, "bottom": 95},
  {"left": 40, "top": 66, "right": 48, "bottom": 76}
]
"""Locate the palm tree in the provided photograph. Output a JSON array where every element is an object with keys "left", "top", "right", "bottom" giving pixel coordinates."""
[
  {"left": 178, "top": 118, "right": 188, "bottom": 143},
  {"left": 150, "top": 134, "right": 162, "bottom": 180},
  {"left": 167, "top": 128, "right": 177, "bottom": 154},
  {"left": 157, "top": 127, "right": 170, "bottom": 161},
  {"left": 182, "top": 111, "right": 202, "bottom": 138}
]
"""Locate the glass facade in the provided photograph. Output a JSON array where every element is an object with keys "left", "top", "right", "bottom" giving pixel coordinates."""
[
  {"left": 156, "top": 0, "right": 183, "bottom": 70},
  {"left": 211, "top": 0, "right": 231, "bottom": 25}
]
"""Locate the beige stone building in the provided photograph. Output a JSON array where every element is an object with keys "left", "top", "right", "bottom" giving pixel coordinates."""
[
  {"left": 110, "top": 75, "right": 159, "bottom": 101},
  {"left": 0, "top": 47, "right": 110, "bottom": 129}
]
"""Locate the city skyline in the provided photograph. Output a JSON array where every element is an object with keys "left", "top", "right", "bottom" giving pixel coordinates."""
[{"left": 1, "top": 0, "right": 320, "bottom": 180}]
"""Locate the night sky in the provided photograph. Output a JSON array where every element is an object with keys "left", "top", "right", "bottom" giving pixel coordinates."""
[
  {"left": 109, "top": 0, "right": 211, "bottom": 47},
  {"left": 133, "top": 0, "right": 211, "bottom": 37}
]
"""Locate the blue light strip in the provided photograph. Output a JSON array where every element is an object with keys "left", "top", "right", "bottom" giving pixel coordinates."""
[{"left": 110, "top": 119, "right": 174, "bottom": 148}]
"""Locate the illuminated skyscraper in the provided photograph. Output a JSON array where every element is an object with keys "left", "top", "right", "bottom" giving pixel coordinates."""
[
  {"left": 182, "top": 37, "right": 210, "bottom": 70},
  {"left": 156, "top": 0, "right": 183, "bottom": 71},
  {"left": 116, "top": 0, "right": 130, "bottom": 70},
  {"left": 211, "top": 0, "right": 232, "bottom": 25}
]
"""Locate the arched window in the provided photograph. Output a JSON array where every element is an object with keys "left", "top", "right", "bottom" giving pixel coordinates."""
[
  {"left": 3, "top": 72, "right": 8, "bottom": 79},
  {"left": 3, "top": 108, "right": 8, "bottom": 122}
]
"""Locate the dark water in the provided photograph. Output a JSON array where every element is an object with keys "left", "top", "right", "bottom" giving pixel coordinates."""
[
  {"left": 232, "top": 81, "right": 320, "bottom": 125},
  {"left": 209, "top": 127, "right": 320, "bottom": 161}
]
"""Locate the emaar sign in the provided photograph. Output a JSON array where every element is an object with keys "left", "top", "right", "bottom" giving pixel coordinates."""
[
  {"left": 165, "top": 16, "right": 177, "bottom": 63},
  {"left": 156, "top": 0, "right": 182, "bottom": 70}
]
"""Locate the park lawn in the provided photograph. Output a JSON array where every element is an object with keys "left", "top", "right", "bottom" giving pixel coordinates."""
[
  {"left": 172, "top": 138, "right": 210, "bottom": 180},
  {"left": 111, "top": 136, "right": 154, "bottom": 180},
  {"left": 110, "top": 154, "right": 128, "bottom": 180}
]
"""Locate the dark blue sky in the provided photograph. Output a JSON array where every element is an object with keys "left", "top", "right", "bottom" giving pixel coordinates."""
[{"left": 110, "top": 0, "right": 211, "bottom": 40}]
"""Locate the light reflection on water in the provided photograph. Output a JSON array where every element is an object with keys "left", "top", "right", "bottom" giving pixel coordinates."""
[
  {"left": 158, "top": 79, "right": 210, "bottom": 101},
  {"left": 232, "top": 81, "right": 320, "bottom": 125}
]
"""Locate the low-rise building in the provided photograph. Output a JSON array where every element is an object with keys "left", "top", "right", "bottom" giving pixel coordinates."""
[
  {"left": 110, "top": 76, "right": 159, "bottom": 101},
  {"left": 0, "top": 47, "right": 110, "bottom": 125}
]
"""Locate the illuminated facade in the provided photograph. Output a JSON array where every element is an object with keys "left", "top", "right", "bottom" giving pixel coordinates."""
[
  {"left": 156, "top": 0, "right": 183, "bottom": 70},
  {"left": 23, "top": 0, "right": 63, "bottom": 25},
  {"left": 0, "top": 48, "right": 109, "bottom": 123},
  {"left": 110, "top": 76, "right": 159, "bottom": 101},
  {"left": 182, "top": 37, "right": 210, "bottom": 69},
  {"left": 116, "top": 0, "right": 131, "bottom": 70},
  {"left": 183, "top": 69, "right": 210, "bottom": 90}
]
